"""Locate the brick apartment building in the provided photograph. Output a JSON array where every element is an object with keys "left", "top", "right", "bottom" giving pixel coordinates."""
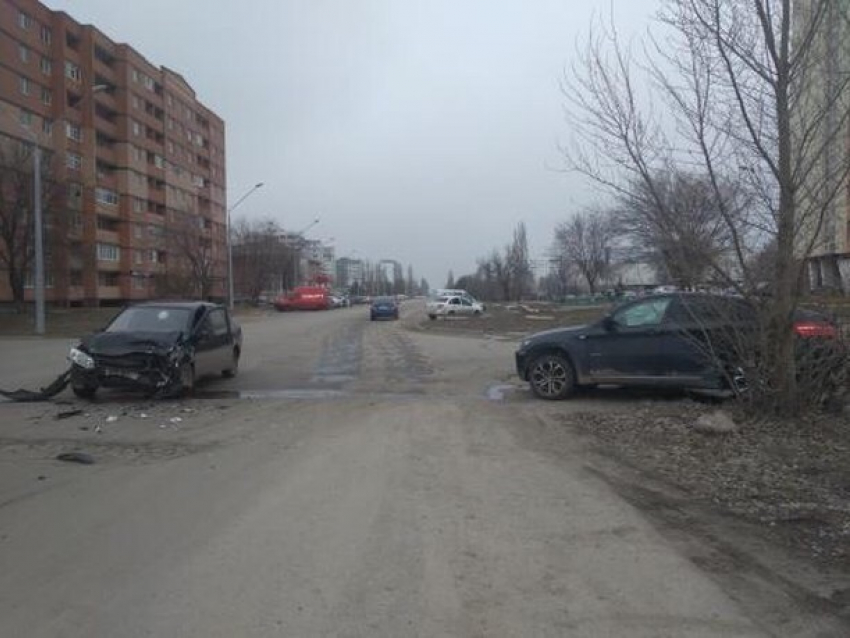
[{"left": 0, "top": 0, "right": 226, "bottom": 306}]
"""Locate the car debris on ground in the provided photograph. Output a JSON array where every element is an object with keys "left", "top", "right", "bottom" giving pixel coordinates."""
[{"left": 55, "top": 452, "right": 95, "bottom": 465}]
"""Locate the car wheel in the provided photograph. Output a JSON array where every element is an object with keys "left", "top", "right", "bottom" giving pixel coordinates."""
[
  {"left": 528, "top": 353, "right": 576, "bottom": 400},
  {"left": 428, "top": 314, "right": 436, "bottom": 321},
  {"left": 473, "top": 309, "right": 481, "bottom": 316},
  {"left": 222, "top": 347, "right": 240, "bottom": 378},
  {"left": 166, "top": 362, "right": 195, "bottom": 398},
  {"left": 723, "top": 364, "right": 748, "bottom": 396},
  {"left": 72, "top": 384, "right": 97, "bottom": 399}
]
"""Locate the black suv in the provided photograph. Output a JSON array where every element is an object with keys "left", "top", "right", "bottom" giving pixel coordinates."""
[
  {"left": 69, "top": 301, "right": 242, "bottom": 399},
  {"left": 515, "top": 293, "right": 839, "bottom": 400}
]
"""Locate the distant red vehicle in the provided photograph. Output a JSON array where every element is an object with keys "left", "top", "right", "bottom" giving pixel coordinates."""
[{"left": 274, "top": 286, "right": 331, "bottom": 311}]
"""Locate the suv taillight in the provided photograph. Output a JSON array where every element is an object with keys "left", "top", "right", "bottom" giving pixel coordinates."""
[{"left": 793, "top": 321, "right": 837, "bottom": 338}]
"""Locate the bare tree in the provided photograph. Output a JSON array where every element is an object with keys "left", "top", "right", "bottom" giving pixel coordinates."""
[
  {"left": 406, "top": 264, "right": 415, "bottom": 295},
  {"left": 614, "top": 171, "right": 746, "bottom": 288},
  {"left": 164, "top": 211, "right": 218, "bottom": 299},
  {"left": 564, "top": 1, "right": 850, "bottom": 413},
  {"left": 231, "top": 217, "right": 293, "bottom": 302},
  {"left": 0, "top": 139, "right": 61, "bottom": 309},
  {"left": 553, "top": 210, "right": 613, "bottom": 294},
  {"left": 505, "top": 222, "right": 533, "bottom": 300}
]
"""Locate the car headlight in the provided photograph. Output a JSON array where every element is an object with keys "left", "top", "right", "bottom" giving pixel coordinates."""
[
  {"left": 520, "top": 339, "right": 532, "bottom": 349},
  {"left": 68, "top": 347, "right": 95, "bottom": 370}
]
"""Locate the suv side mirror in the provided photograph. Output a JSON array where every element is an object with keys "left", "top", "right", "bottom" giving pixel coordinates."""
[{"left": 602, "top": 316, "right": 618, "bottom": 332}]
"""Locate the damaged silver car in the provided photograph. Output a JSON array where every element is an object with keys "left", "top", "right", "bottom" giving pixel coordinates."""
[{"left": 69, "top": 302, "right": 242, "bottom": 399}]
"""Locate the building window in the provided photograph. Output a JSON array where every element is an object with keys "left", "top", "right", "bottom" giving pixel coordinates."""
[
  {"left": 148, "top": 224, "right": 165, "bottom": 238},
  {"left": 132, "top": 68, "right": 139, "bottom": 83},
  {"left": 134, "top": 250, "right": 144, "bottom": 265},
  {"left": 66, "top": 122, "right": 82, "bottom": 141},
  {"left": 133, "top": 198, "right": 144, "bottom": 213},
  {"left": 18, "top": 11, "right": 32, "bottom": 29},
  {"left": 40, "top": 57, "right": 52, "bottom": 75},
  {"left": 132, "top": 120, "right": 141, "bottom": 137},
  {"left": 153, "top": 154, "right": 164, "bottom": 169},
  {"left": 149, "top": 249, "right": 159, "bottom": 263},
  {"left": 25, "top": 271, "right": 54, "bottom": 288},
  {"left": 42, "top": 119, "right": 53, "bottom": 136},
  {"left": 19, "top": 44, "right": 30, "bottom": 63},
  {"left": 66, "top": 152, "right": 82, "bottom": 170},
  {"left": 65, "top": 61, "right": 81, "bottom": 82},
  {"left": 132, "top": 275, "right": 146, "bottom": 290},
  {"left": 69, "top": 270, "right": 83, "bottom": 286},
  {"left": 67, "top": 182, "right": 83, "bottom": 208},
  {"left": 19, "top": 77, "right": 31, "bottom": 96},
  {"left": 19, "top": 109, "right": 34, "bottom": 127},
  {"left": 95, "top": 187, "right": 119, "bottom": 206},
  {"left": 70, "top": 212, "right": 83, "bottom": 233},
  {"left": 40, "top": 25, "right": 52, "bottom": 45},
  {"left": 131, "top": 94, "right": 140, "bottom": 109},
  {"left": 41, "top": 88, "right": 52, "bottom": 105},
  {"left": 96, "top": 243, "right": 120, "bottom": 262},
  {"left": 143, "top": 75, "right": 155, "bottom": 91},
  {"left": 98, "top": 271, "right": 120, "bottom": 286}
]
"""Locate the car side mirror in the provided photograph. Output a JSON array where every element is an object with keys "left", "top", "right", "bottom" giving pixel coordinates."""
[{"left": 602, "top": 316, "right": 618, "bottom": 332}]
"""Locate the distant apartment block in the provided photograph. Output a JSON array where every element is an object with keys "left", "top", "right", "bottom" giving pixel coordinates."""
[
  {"left": 0, "top": 0, "right": 226, "bottom": 306},
  {"left": 335, "top": 257, "right": 363, "bottom": 289},
  {"left": 795, "top": 0, "right": 850, "bottom": 291}
]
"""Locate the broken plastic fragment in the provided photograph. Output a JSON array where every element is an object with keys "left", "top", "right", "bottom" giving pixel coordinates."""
[{"left": 55, "top": 452, "right": 95, "bottom": 465}]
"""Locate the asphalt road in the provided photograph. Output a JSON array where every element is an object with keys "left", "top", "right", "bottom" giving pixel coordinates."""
[{"left": 0, "top": 303, "right": 802, "bottom": 636}]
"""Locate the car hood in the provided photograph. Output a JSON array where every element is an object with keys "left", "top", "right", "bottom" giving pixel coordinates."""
[
  {"left": 521, "top": 324, "right": 589, "bottom": 345},
  {"left": 80, "top": 331, "right": 185, "bottom": 356}
]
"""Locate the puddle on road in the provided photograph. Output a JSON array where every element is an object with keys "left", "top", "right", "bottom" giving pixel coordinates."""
[
  {"left": 486, "top": 384, "right": 521, "bottom": 401},
  {"left": 193, "top": 388, "right": 348, "bottom": 401}
]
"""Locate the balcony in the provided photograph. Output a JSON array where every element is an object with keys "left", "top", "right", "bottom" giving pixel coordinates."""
[
  {"left": 97, "top": 285, "right": 122, "bottom": 300},
  {"left": 96, "top": 228, "right": 120, "bottom": 244}
]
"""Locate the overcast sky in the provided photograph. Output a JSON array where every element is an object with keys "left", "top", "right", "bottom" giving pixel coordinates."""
[{"left": 45, "top": 0, "right": 658, "bottom": 287}]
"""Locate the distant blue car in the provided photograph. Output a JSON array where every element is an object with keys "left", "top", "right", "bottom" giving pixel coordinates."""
[{"left": 370, "top": 297, "right": 399, "bottom": 321}]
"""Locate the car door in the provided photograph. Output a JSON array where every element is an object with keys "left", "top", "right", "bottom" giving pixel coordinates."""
[
  {"left": 459, "top": 298, "right": 474, "bottom": 315},
  {"left": 582, "top": 296, "right": 686, "bottom": 384},
  {"left": 191, "top": 312, "right": 218, "bottom": 378},
  {"left": 205, "top": 308, "right": 231, "bottom": 372},
  {"left": 663, "top": 295, "right": 757, "bottom": 384}
]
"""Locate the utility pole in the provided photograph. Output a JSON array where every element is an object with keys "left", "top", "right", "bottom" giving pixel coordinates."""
[{"left": 33, "top": 145, "right": 44, "bottom": 335}]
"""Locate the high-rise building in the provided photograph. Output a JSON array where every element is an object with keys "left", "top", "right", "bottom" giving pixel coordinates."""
[
  {"left": 335, "top": 257, "right": 363, "bottom": 289},
  {"left": 0, "top": 0, "right": 226, "bottom": 306},
  {"left": 795, "top": 0, "right": 850, "bottom": 291}
]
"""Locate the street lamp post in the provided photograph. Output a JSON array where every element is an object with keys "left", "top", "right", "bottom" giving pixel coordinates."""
[
  {"left": 14, "top": 84, "right": 111, "bottom": 334},
  {"left": 32, "top": 146, "right": 44, "bottom": 335},
  {"left": 226, "top": 182, "right": 264, "bottom": 309}
]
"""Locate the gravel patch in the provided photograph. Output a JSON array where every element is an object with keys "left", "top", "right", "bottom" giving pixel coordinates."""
[{"left": 558, "top": 401, "right": 850, "bottom": 567}]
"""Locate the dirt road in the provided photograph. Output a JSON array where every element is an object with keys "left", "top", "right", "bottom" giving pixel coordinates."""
[{"left": 0, "top": 303, "right": 845, "bottom": 636}]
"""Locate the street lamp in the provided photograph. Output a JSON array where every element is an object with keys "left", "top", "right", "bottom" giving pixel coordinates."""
[{"left": 226, "top": 182, "right": 264, "bottom": 309}]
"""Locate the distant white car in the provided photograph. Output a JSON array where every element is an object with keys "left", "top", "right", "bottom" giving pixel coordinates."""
[{"left": 426, "top": 295, "right": 485, "bottom": 319}]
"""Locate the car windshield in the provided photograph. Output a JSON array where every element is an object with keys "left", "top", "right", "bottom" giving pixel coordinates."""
[
  {"left": 374, "top": 297, "right": 394, "bottom": 305},
  {"left": 106, "top": 307, "right": 193, "bottom": 333}
]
